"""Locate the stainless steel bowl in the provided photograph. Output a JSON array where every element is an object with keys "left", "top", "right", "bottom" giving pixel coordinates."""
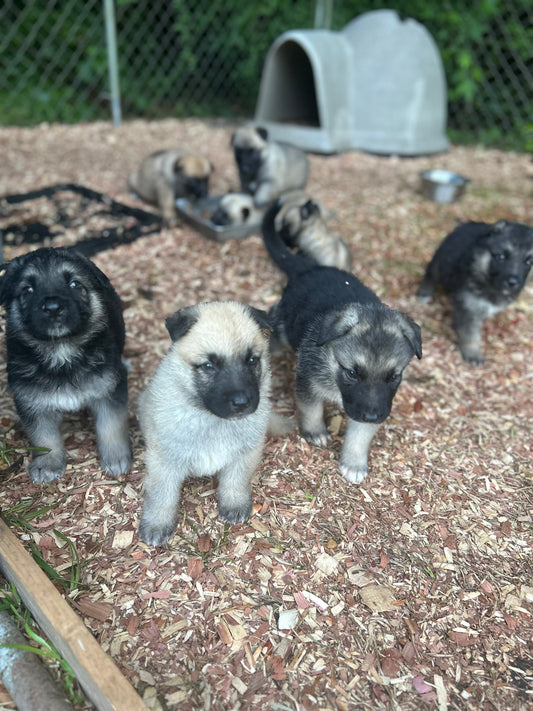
[{"left": 419, "top": 169, "right": 470, "bottom": 204}]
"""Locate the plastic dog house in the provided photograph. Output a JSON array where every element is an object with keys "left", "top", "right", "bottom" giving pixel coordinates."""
[{"left": 254, "top": 9, "right": 449, "bottom": 155}]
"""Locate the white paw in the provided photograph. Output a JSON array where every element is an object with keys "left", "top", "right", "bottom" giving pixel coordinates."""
[{"left": 339, "top": 462, "right": 368, "bottom": 484}]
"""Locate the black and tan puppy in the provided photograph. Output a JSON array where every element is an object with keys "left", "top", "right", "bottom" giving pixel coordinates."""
[
  {"left": 417, "top": 220, "right": 533, "bottom": 364},
  {"left": 0, "top": 248, "right": 131, "bottom": 483},
  {"left": 231, "top": 125, "right": 309, "bottom": 207},
  {"left": 138, "top": 301, "right": 285, "bottom": 546},
  {"left": 129, "top": 148, "right": 213, "bottom": 226},
  {"left": 275, "top": 190, "right": 352, "bottom": 271},
  {"left": 210, "top": 192, "right": 264, "bottom": 227},
  {"left": 262, "top": 201, "right": 422, "bottom": 484}
]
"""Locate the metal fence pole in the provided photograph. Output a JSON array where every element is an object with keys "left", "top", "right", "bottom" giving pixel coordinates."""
[{"left": 103, "top": 0, "right": 122, "bottom": 126}]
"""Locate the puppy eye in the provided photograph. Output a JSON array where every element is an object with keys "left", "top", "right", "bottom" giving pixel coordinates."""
[
  {"left": 247, "top": 355, "right": 260, "bottom": 367},
  {"left": 525, "top": 255, "right": 533, "bottom": 267},
  {"left": 21, "top": 285, "right": 34, "bottom": 295},
  {"left": 493, "top": 251, "right": 508, "bottom": 261},
  {"left": 344, "top": 367, "right": 360, "bottom": 381},
  {"left": 198, "top": 361, "right": 215, "bottom": 373},
  {"left": 69, "top": 279, "right": 81, "bottom": 289},
  {"left": 387, "top": 372, "right": 402, "bottom": 384}
]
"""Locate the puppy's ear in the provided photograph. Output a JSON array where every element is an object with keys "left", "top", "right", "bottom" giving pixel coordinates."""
[
  {"left": 0, "top": 257, "right": 24, "bottom": 306},
  {"left": 247, "top": 307, "right": 272, "bottom": 333},
  {"left": 256, "top": 126, "right": 268, "bottom": 142},
  {"left": 316, "top": 308, "right": 359, "bottom": 346},
  {"left": 399, "top": 313, "right": 422, "bottom": 359},
  {"left": 492, "top": 220, "right": 508, "bottom": 233},
  {"left": 165, "top": 306, "right": 199, "bottom": 341},
  {"left": 241, "top": 206, "right": 250, "bottom": 221}
]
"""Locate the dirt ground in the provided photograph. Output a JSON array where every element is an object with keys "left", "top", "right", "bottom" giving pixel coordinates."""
[{"left": 0, "top": 119, "right": 531, "bottom": 710}]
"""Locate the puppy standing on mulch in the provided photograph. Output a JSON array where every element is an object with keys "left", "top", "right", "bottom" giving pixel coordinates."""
[
  {"left": 0, "top": 247, "right": 131, "bottom": 482},
  {"left": 138, "top": 301, "right": 291, "bottom": 546},
  {"left": 417, "top": 220, "right": 533, "bottom": 364},
  {"left": 129, "top": 148, "right": 213, "bottom": 226},
  {"left": 231, "top": 125, "right": 309, "bottom": 207},
  {"left": 262, "top": 201, "right": 422, "bottom": 484},
  {"left": 274, "top": 190, "right": 352, "bottom": 271}
]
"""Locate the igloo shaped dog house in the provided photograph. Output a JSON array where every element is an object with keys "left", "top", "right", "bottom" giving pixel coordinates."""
[{"left": 254, "top": 9, "right": 449, "bottom": 155}]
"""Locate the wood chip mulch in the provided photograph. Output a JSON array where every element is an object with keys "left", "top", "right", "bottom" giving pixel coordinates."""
[{"left": 0, "top": 119, "right": 531, "bottom": 711}]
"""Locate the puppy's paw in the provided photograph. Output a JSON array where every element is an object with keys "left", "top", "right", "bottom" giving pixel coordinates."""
[
  {"left": 462, "top": 352, "right": 485, "bottom": 366},
  {"left": 339, "top": 462, "right": 368, "bottom": 484},
  {"left": 101, "top": 445, "right": 132, "bottom": 478},
  {"left": 416, "top": 282, "right": 434, "bottom": 303},
  {"left": 29, "top": 453, "right": 66, "bottom": 483},
  {"left": 301, "top": 429, "right": 331, "bottom": 448},
  {"left": 139, "top": 518, "right": 175, "bottom": 546},
  {"left": 218, "top": 502, "right": 252, "bottom": 525}
]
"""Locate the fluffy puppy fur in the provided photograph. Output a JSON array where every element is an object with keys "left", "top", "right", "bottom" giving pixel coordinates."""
[
  {"left": 138, "top": 301, "right": 281, "bottom": 546},
  {"left": 129, "top": 148, "right": 213, "bottom": 226},
  {"left": 262, "top": 201, "right": 422, "bottom": 483},
  {"left": 274, "top": 190, "right": 352, "bottom": 271},
  {"left": 417, "top": 220, "right": 533, "bottom": 364},
  {"left": 210, "top": 192, "right": 264, "bottom": 227},
  {"left": 0, "top": 247, "right": 131, "bottom": 482},
  {"left": 231, "top": 125, "right": 309, "bottom": 207}
]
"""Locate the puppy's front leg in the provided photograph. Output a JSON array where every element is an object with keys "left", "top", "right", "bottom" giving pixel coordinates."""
[
  {"left": 18, "top": 407, "right": 66, "bottom": 483},
  {"left": 217, "top": 446, "right": 262, "bottom": 524},
  {"left": 91, "top": 382, "right": 132, "bottom": 478},
  {"left": 139, "top": 448, "right": 185, "bottom": 546},
  {"left": 339, "top": 420, "right": 379, "bottom": 484},
  {"left": 155, "top": 176, "right": 177, "bottom": 226},
  {"left": 452, "top": 297, "right": 485, "bottom": 365},
  {"left": 295, "top": 378, "right": 330, "bottom": 447}
]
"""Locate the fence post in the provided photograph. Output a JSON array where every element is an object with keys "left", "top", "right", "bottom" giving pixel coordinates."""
[{"left": 103, "top": 0, "right": 122, "bottom": 126}]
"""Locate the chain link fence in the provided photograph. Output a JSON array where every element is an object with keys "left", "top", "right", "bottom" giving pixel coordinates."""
[{"left": 1, "top": 1, "right": 532, "bottom": 150}]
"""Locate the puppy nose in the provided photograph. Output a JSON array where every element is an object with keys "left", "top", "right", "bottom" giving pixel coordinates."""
[
  {"left": 505, "top": 275, "right": 519, "bottom": 287},
  {"left": 41, "top": 298, "right": 63, "bottom": 316},
  {"left": 362, "top": 412, "right": 379, "bottom": 423},
  {"left": 230, "top": 392, "right": 250, "bottom": 412}
]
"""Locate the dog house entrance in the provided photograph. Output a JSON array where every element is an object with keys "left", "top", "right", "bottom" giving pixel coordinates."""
[{"left": 257, "top": 41, "right": 320, "bottom": 127}]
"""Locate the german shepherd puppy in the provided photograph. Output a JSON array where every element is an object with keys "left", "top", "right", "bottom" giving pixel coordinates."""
[
  {"left": 0, "top": 248, "right": 131, "bottom": 482},
  {"left": 129, "top": 149, "right": 213, "bottom": 226},
  {"left": 210, "top": 192, "right": 264, "bottom": 227},
  {"left": 231, "top": 125, "right": 309, "bottom": 207},
  {"left": 262, "top": 201, "right": 422, "bottom": 483},
  {"left": 417, "top": 220, "right": 533, "bottom": 364},
  {"left": 138, "top": 301, "right": 280, "bottom": 546},
  {"left": 274, "top": 190, "right": 352, "bottom": 271}
]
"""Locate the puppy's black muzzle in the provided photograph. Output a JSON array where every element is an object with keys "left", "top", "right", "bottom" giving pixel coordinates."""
[{"left": 41, "top": 297, "right": 64, "bottom": 318}]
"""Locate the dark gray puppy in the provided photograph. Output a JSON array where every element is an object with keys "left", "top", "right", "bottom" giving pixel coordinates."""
[
  {"left": 417, "top": 220, "right": 533, "bottom": 364},
  {"left": 262, "top": 201, "right": 422, "bottom": 484},
  {"left": 0, "top": 248, "right": 131, "bottom": 482}
]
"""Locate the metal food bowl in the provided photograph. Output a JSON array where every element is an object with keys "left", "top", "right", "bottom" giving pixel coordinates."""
[
  {"left": 175, "top": 196, "right": 261, "bottom": 242},
  {"left": 419, "top": 169, "right": 470, "bottom": 204}
]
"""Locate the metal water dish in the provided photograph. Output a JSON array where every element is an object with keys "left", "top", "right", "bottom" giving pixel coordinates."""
[{"left": 419, "top": 169, "right": 470, "bottom": 203}]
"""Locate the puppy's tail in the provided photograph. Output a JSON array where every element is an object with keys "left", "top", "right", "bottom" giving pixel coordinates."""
[{"left": 262, "top": 200, "right": 316, "bottom": 276}]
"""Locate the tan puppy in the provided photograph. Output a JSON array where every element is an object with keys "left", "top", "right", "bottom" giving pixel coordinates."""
[
  {"left": 138, "top": 301, "right": 283, "bottom": 546},
  {"left": 210, "top": 192, "right": 264, "bottom": 227},
  {"left": 231, "top": 125, "right": 309, "bottom": 207},
  {"left": 129, "top": 149, "right": 212, "bottom": 226},
  {"left": 274, "top": 190, "right": 352, "bottom": 271}
]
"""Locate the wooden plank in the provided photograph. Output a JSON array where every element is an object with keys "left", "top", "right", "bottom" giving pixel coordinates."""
[{"left": 0, "top": 518, "right": 148, "bottom": 711}]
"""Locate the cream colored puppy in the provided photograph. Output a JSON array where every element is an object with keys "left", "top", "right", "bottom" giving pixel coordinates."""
[
  {"left": 129, "top": 148, "right": 212, "bottom": 225},
  {"left": 138, "top": 301, "right": 283, "bottom": 546},
  {"left": 275, "top": 190, "right": 352, "bottom": 271}
]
